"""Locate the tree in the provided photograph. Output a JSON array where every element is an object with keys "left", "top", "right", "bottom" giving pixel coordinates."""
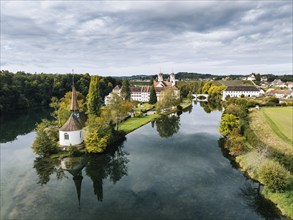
[
  {"left": 120, "top": 79, "right": 131, "bottom": 101},
  {"left": 107, "top": 93, "right": 132, "bottom": 130},
  {"left": 50, "top": 91, "right": 86, "bottom": 127},
  {"left": 32, "top": 120, "right": 59, "bottom": 157},
  {"left": 255, "top": 73, "right": 261, "bottom": 82},
  {"left": 187, "top": 91, "right": 193, "bottom": 100},
  {"left": 84, "top": 116, "right": 113, "bottom": 153},
  {"left": 202, "top": 81, "right": 213, "bottom": 94},
  {"left": 219, "top": 114, "right": 239, "bottom": 136},
  {"left": 87, "top": 76, "right": 102, "bottom": 116},
  {"left": 157, "top": 88, "right": 180, "bottom": 113},
  {"left": 150, "top": 76, "right": 154, "bottom": 86},
  {"left": 149, "top": 85, "right": 157, "bottom": 104}
]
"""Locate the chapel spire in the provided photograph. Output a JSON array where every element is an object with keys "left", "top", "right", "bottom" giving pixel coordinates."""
[{"left": 70, "top": 77, "right": 79, "bottom": 112}]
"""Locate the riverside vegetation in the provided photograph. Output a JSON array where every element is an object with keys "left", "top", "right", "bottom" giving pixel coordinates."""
[{"left": 219, "top": 97, "right": 293, "bottom": 218}]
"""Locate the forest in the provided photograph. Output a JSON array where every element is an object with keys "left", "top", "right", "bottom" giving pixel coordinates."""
[{"left": 0, "top": 70, "right": 120, "bottom": 114}]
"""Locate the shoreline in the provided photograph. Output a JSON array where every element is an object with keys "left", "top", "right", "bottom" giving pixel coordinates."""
[{"left": 222, "top": 107, "right": 293, "bottom": 219}]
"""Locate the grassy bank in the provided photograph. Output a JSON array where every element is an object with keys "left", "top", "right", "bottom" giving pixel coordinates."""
[
  {"left": 120, "top": 101, "right": 191, "bottom": 134},
  {"left": 250, "top": 108, "right": 293, "bottom": 155},
  {"left": 234, "top": 107, "right": 293, "bottom": 219},
  {"left": 119, "top": 114, "right": 160, "bottom": 134},
  {"left": 236, "top": 151, "right": 293, "bottom": 219},
  {"left": 221, "top": 98, "right": 293, "bottom": 219}
]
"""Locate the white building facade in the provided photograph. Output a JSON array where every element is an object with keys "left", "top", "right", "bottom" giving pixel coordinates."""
[{"left": 222, "top": 86, "right": 261, "bottom": 100}]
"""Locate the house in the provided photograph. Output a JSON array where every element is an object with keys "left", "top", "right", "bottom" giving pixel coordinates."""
[
  {"left": 271, "top": 79, "right": 287, "bottom": 87},
  {"left": 59, "top": 85, "right": 85, "bottom": 147},
  {"left": 260, "top": 76, "right": 268, "bottom": 82},
  {"left": 266, "top": 90, "right": 293, "bottom": 99},
  {"left": 287, "top": 82, "right": 293, "bottom": 90},
  {"left": 260, "top": 82, "right": 271, "bottom": 88},
  {"left": 247, "top": 73, "right": 256, "bottom": 81},
  {"left": 104, "top": 85, "right": 121, "bottom": 105},
  {"left": 222, "top": 86, "right": 261, "bottom": 100}
]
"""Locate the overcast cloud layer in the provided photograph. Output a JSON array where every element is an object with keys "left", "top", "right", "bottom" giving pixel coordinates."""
[{"left": 1, "top": 1, "right": 292, "bottom": 76}]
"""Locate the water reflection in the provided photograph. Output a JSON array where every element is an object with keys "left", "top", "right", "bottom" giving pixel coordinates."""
[
  {"left": 199, "top": 101, "right": 222, "bottom": 113},
  {"left": 155, "top": 114, "right": 180, "bottom": 138},
  {"left": 33, "top": 157, "right": 66, "bottom": 185},
  {"left": 0, "top": 108, "right": 52, "bottom": 143},
  {"left": 239, "top": 183, "right": 283, "bottom": 220},
  {"left": 33, "top": 144, "right": 129, "bottom": 205}
]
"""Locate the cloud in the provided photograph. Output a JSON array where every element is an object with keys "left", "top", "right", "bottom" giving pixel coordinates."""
[{"left": 0, "top": 1, "right": 292, "bottom": 75}]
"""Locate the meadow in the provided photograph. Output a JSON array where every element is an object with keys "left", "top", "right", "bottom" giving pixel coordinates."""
[{"left": 261, "top": 107, "right": 293, "bottom": 145}]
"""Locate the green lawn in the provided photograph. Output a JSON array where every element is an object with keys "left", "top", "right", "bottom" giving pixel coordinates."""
[
  {"left": 261, "top": 107, "right": 293, "bottom": 144},
  {"left": 134, "top": 103, "right": 155, "bottom": 112},
  {"left": 119, "top": 114, "right": 160, "bottom": 134}
]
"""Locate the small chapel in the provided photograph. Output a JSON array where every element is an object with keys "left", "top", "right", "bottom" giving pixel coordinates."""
[{"left": 59, "top": 84, "right": 85, "bottom": 147}]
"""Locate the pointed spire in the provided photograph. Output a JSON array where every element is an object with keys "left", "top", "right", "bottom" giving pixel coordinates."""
[{"left": 70, "top": 77, "right": 79, "bottom": 112}]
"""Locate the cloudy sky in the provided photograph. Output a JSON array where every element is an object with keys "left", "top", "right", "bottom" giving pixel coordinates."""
[{"left": 1, "top": 1, "right": 292, "bottom": 76}]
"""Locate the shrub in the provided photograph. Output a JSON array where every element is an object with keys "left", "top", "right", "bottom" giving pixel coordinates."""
[
  {"left": 258, "top": 160, "right": 290, "bottom": 192},
  {"left": 270, "top": 150, "right": 293, "bottom": 173}
]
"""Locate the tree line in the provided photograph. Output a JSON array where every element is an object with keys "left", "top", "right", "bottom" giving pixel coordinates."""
[{"left": 0, "top": 70, "right": 120, "bottom": 114}]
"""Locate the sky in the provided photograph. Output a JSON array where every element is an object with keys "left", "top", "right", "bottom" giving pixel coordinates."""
[{"left": 1, "top": 1, "right": 292, "bottom": 76}]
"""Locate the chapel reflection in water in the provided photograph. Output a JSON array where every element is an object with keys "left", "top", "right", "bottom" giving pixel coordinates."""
[{"left": 33, "top": 144, "right": 129, "bottom": 206}]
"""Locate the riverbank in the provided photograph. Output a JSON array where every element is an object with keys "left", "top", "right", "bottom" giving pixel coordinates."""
[
  {"left": 236, "top": 151, "right": 293, "bottom": 219},
  {"left": 119, "top": 101, "right": 192, "bottom": 134},
  {"left": 230, "top": 107, "right": 293, "bottom": 219}
]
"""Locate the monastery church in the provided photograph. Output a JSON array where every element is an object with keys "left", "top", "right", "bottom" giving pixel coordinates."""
[{"left": 105, "top": 72, "right": 179, "bottom": 104}]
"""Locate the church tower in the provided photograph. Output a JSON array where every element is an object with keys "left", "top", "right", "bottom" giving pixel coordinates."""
[
  {"left": 158, "top": 72, "right": 164, "bottom": 82},
  {"left": 59, "top": 84, "right": 84, "bottom": 147},
  {"left": 170, "top": 72, "right": 176, "bottom": 86}
]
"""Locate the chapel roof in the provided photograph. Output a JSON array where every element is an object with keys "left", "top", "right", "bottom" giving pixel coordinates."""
[{"left": 60, "top": 114, "right": 83, "bottom": 131}]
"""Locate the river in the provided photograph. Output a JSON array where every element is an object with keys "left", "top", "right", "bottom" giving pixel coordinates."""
[{"left": 0, "top": 104, "right": 285, "bottom": 220}]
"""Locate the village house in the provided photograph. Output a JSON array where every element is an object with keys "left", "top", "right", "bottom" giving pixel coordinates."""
[
  {"left": 287, "top": 82, "right": 293, "bottom": 90},
  {"left": 266, "top": 89, "right": 293, "bottom": 99},
  {"left": 271, "top": 79, "right": 287, "bottom": 88},
  {"left": 222, "top": 86, "right": 261, "bottom": 100},
  {"left": 104, "top": 85, "right": 121, "bottom": 105},
  {"left": 260, "top": 76, "right": 268, "bottom": 82},
  {"left": 247, "top": 73, "right": 256, "bottom": 81}
]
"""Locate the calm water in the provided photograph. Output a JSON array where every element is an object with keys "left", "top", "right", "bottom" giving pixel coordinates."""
[{"left": 0, "top": 104, "right": 285, "bottom": 220}]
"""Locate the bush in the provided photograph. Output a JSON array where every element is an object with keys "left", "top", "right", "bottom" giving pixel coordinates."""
[
  {"left": 32, "top": 130, "right": 58, "bottom": 157},
  {"left": 258, "top": 160, "right": 290, "bottom": 192},
  {"left": 270, "top": 150, "right": 293, "bottom": 173}
]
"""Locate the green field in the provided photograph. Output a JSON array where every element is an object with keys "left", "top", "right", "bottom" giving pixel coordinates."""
[{"left": 261, "top": 107, "right": 293, "bottom": 144}]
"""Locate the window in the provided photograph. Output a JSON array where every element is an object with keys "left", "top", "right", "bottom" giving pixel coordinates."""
[{"left": 64, "top": 133, "right": 69, "bottom": 140}]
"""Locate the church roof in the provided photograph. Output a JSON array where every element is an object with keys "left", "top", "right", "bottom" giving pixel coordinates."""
[
  {"left": 70, "top": 86, "right": 79, "bottom": 111},
  {"left": 60, "top": 114, "right": 83, "bottom": 131},
  {"left": 225, "top": 86, "right": 259, "bottom": 92},
  {"left": 153, "top": 80, "right": 173, "bottom": 87}
]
